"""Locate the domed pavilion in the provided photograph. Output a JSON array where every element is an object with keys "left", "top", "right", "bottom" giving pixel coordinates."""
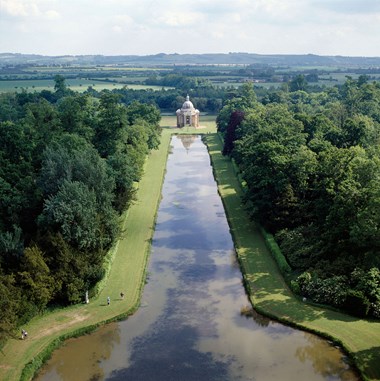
[{"left": 176, "top": 95, "right": 200, "bottom": 128}]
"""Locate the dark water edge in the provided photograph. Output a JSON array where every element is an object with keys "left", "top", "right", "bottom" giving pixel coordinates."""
[{"left": 36, "top": 135, "right": 358, "bottom": 381}]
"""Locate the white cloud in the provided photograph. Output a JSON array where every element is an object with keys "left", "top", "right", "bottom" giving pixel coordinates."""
[
  {"left": 112, "top": 25, "right": 123, "bottom": 34},
  {"left": 29, "top": 2, "right": 41, "bottom": 16},
  {"left": 0, "top": 0, "right": 379, "bottom": 56},
  {"left": 0, "top": 0, "right": 28, "bottom": 16},
  {"left": 44, "top": 9, "right": 59, "bottom": 19},
  {"left": 312, "top": 0, "right": 380, "bottom": 15},
  {"left": 157, "top": 11, "right": 205, "bottom": 27},
  {"left": 114, "top": 15, "right": 134, "bottom": 25},
  {"left": 253, "top": 0, "right": 293, "bottom": 14},
  {"left": 210, "top": 30, "right": 224, "bottom": 40},
  {"left": 231, "top": 13, "right": 241, "bottom": 23},
  {"left": 0, "top": 0, "right": 60, "bottom": 18},
  {"left": 15, "top": 23, "right": 29, "bottom": 33}
]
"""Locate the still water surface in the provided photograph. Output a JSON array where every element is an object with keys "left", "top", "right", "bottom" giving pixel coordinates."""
[{"left": 36, "top": 135, "right": 358, "bottom": 381}]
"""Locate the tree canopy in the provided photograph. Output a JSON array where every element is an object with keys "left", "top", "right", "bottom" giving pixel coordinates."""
[
  {"left": 0, "top": 77, "right": 162, "bottom": 339},
  {"left": 218, "top": 78, "right": 380, "bottom": 318}
]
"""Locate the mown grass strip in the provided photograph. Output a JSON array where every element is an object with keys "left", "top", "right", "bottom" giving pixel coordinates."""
[
  {"left": 2, "top": 118, "right": 379, "bottom": 381},
  {"left": 204, "top": 132, "right": 380, "bottom": 381},
  {"left": 0, "top": 129, "right": 172, "bottom": 381}
]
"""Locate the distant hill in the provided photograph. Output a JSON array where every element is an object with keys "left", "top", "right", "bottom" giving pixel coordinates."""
[{"left": 1, "top": 52, "right": 380, "bottom": 67}]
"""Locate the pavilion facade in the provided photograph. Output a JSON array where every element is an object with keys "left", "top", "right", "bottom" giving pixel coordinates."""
[{"left": 176, "top": 95, "right": 200, "bottom": 128}]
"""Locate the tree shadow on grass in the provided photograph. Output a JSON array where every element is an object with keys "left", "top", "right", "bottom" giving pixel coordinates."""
[
  {"left": 256, "top": 297, "right": 326, "bottom": 324},
  {"left": 354, "top": 346, "right": 380, "bottom": 380},
  {"left": 207, "top": 132, "right": 380, "bottom": 380},
  {"left": 253, "top": 286, "right": 363, "bottom": 326}
]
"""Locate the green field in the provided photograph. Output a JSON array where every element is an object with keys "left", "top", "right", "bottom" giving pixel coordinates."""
[
  {"left": 1, "top": 63, "right": 377, "bottom": 94},
  {"left": 0, "top": 79, "right": 171, "bottom": 93},
  {"left": 22, "top": 66, "right": 170, "bottom": 73},
  {"left": 0, "top": 64, "right": 172, "bottom": 93}
]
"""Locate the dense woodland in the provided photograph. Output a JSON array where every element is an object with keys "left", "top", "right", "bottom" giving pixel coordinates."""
[
  {"left": 1, "top": 69, "right": 380, "bottom": 347},
  {"left": 0, "top": 76, "right": 161, "bottom": 345},
  {"left": 112, "top": 84, "right": 225, "bottom": 114},
  {"left": 218, "top": 79, "right": 380, "bottom": 318}
]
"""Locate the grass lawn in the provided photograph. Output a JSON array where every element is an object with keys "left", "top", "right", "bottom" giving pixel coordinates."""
[
  {"left": 1, "top": 116, "right": 379, "bottom": 381},
  {"left": 204, "top": 133, "right": 380, "bottom": 381},
  {"left": 160, "top": 114, "right": 218, "bottom": 133},
  {"left": 0, "top": 128, "right": 172, "bottom": 381}
]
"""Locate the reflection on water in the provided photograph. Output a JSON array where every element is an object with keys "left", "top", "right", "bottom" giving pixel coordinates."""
[
  {"left": 36, "top": 324, "right": 121, "bottom": 381},
  {"left": 177, "top": 134, "right": 197, "bottom": 152},
  {"left": 36, "top": 135, "right": 358, "bottom": 381},
  {"left": 295, "top": 335, "right": 354, "bottom": 381}
]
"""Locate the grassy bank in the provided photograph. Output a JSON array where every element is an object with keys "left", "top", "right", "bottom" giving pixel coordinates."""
[
  {"left": 2, "top": 116, "right": 379, "bottom": 381},
  {"left": 204, "top": 132, "right": 380, "bottom": 381},
  {"left": 0, "top": 128, "right": 172, "bottom": 381}
]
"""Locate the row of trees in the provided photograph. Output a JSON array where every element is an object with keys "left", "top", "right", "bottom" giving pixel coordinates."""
[
  {"left": 218, "top": 79, "right": 380, "bottom": 318},
  {"left": 0, "top": 77, "right": 161, "bottom": 345},
  {"left": 101, "top": 83, "right": 225, "bottom": 113}
]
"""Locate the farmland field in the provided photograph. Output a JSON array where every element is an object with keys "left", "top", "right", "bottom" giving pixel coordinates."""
[
  {"left": 1, "top": 61, "right": 378, "bottom": 93},
  {"left": 0, "top": 78, "right": 172, "bottom": 93}
]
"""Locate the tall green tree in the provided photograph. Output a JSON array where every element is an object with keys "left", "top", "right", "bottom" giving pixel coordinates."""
[
  {"left": 234, "top": 104, "right": 316, "bottom": 230},
  {"left": 0, "top": 271, "right": 21, "bottom": 345},
  {"left": 54, "top": 75, "right": 73, "bottom": 100},
  {"left": 222, "top": 110, "right": 245, "bottom": 156},
  {"left": 126, "top": 101, "right": 161, "bottom": 150},
  {"left": 217, "top": 82, "right": 257, "bottom": 134},
  {"left": 289, "top": 74, "right": 308, "bottom": 92},
  {"left": 57, "top": 95, "right": 95, "bottom": 141},
  {"left": 41, "top": 180, "right": 101, "bottom": 250},
  {"left": 93, "top": 92, "right": 127, "bottom": 157},
  {"left": 18, "top": 245, "right": 56, "bottom": 312}
]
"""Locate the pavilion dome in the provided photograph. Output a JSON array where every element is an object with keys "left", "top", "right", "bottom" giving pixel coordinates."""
[
  {"left": 176, "top": 94, "right": 200, "bottom": 128},
  {"left": 182, "top": 95, "right": 194, "bottom": 110}
]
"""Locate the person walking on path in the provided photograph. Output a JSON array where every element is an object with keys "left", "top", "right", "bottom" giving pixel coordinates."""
[
  {"left": 120, "top": 292, "right": 124, "bottom": 300},
  {"left": 21, "top": 329, "right": 28, "bottom": 339},
  {"left": 107, "top": 296, "right": 110, "bottom": 306}
]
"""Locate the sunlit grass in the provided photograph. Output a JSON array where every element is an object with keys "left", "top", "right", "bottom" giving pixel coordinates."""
[
  {"left": 2, "top": 117, "right": 379, "bottom": 381},
  {"left": 160, "top": 114, "right": 217, "bottom": 134},
  {"left": 204, "top": 133, "right": 380, "bottom": 381},
  {"left": 0, "top": 128, "right": 173, "bottom": 381}
]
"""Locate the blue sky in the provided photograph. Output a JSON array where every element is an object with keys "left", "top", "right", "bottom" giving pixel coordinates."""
[{"left": 1, "top": 0, "right": 380, "bottom": 56}]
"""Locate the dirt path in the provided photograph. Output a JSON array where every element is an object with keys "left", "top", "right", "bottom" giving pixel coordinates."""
[{"left": 31, "top": 313, "right": 89, "bottom": 341}]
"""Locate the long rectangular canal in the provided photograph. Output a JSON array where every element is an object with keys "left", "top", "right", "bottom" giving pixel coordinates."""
[{"left": 36, "top": 135, "right": 357, "bottom": 381}]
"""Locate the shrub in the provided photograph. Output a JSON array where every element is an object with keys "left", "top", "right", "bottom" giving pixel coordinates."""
[
  {"left": 260, "top": 227, "right": 292, "bottom": 274},
  {"left": 275, "top": 228, "right": 312, "bottom": 270},
  {"left": 296, "top": 271, "right": 312, "bottom": 293},
  {"left": 343, "top": 290, "right": 370, "bottom": 318},
  {"left": 306, "top": 276, "right": 348, "bottom": 307},
  {"left": 350, "top": 268, "right": 380, "bottom": 318},
  {"left": 296, "top": 272, "right": 348, "bottom": 307},
  {"left": 290, "top": 280, "right": 300, "bottom": 294},
  {"left": 371, "top": 301, "right": 380, "bottom": 318}
]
